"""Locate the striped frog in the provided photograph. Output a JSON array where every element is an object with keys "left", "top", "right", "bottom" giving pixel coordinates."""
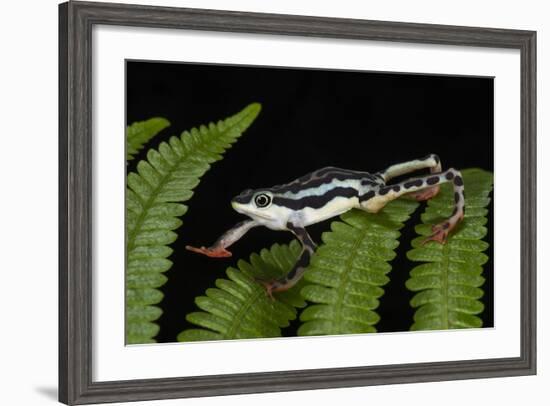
[{"left": 186, "top": 154, "right": 465, "bottom": 299}]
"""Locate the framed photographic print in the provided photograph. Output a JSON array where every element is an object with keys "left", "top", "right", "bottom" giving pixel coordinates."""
[{"left": 59, "top": 1, "right": 536, "bottom": 404}]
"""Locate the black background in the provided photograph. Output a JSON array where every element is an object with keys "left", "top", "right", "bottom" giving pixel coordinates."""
[{"left": 127, "top": 60, "right": 494, "bottom": 343}]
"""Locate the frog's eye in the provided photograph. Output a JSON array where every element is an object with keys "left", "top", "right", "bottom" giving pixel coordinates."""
[{"left": 254, "top": 193, "right": 272, "bottom": 208}]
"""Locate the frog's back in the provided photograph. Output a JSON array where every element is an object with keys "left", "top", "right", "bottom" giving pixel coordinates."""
[
  {"left": 266, "top": 166, "right": 383, "bottom": 217},
  {"left": 270, "top": 166, "right": 382, "bottom": 194}
]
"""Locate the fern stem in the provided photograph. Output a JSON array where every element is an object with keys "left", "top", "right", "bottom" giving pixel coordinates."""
[
  {"left": 441, "top": 248, "right": 450, "bottom": 329},
  {"left": 125, "top": 103, "right": 261, "bottom": 344},
  {"left": 299, "top": 199, "right": 419, "bottom": 336},
  {"left": 178, "top": 242, "right": 306, "bottom": 342},
  {"left": 225, "top": 280, "right": 267, "bottom": 339},
  {"left": 127, "top": 162, "right": 176, "bottom": 257},
  {"left": 406, "top": 168, "right": 493, "bottom": 331},
  {"left": 334, "top": 229, "right": 364, "bottom": 334}
]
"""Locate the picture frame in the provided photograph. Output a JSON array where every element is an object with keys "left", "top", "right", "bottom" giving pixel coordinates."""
[{"left": 59, "top": 1, "right": 536, "bottom": 404}]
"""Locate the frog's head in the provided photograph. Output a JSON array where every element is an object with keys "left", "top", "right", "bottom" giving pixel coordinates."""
[{"left": 231, "top": 188, "right": 288, "bottom": 228}]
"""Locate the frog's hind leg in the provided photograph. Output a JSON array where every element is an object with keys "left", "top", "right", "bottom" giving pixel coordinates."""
[
  {"left": 362, "top": 168, "right": 465, "bottom": 244},
  {"left": 376, "top": 154, "right": 442, "bottom": 201},
  {"left": 257, "top": 222, "right": 316, "bottom": 300}
]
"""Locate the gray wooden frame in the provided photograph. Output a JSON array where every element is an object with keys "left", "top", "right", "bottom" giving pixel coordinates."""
[{"left": 59, "top": 1, "right": 537, "bottom": 404}]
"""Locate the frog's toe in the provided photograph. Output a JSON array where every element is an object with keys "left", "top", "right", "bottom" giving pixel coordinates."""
[
  {"left": 254, "top": 278, "right": 280, "bottom": 301},
  {"left": 422, "top": 229, "right": 448, "bottom": 245},
  {"left": 185, "top": 245, "right": 232, "bottom": 258},
  {"left": 421, "top": 222, "right": 451, "bottom": 245}
]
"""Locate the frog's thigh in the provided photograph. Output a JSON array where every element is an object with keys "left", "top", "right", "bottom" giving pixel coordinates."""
[
  {"left": 359, "top": 192, "right": 396, "bottom": 213},
  {"left": 378, "top": 154, "right": 441, "bottom": 182}
]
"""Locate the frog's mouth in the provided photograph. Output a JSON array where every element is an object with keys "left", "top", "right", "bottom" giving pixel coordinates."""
[{"left": 249, "top": 212, "right": 274, "bottom": 221}]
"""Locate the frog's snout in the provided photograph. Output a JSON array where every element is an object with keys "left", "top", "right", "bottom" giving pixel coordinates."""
[{"left": 231, "top": 200, "right": 244, "bottom": 212}]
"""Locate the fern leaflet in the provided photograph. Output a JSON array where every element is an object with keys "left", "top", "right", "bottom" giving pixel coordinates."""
[
  {"left": 406, "top": 168, "right": 493, "bottom": 330},
  {"left": 126, "top": 103, "right": 262, "bottom": 344},
  {"left": 298, "top": 199, "right": 419, "bottom": 336},
  {"left": 178, "top": 241, "right": 307, "bottom": 342},
  {"left": 126, "top": 117, "right": 170, "bottom": 161}
]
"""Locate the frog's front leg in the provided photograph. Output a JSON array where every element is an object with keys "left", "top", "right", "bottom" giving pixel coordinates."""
[
  {"left": 257, "top": 221, "right": 316, "bottom": 300},
  {"left": 186, "top": 220, "right": 259, "bottom": 258},
  {"left": 362, "top": 168, "right": 465, "bottom": 244}
]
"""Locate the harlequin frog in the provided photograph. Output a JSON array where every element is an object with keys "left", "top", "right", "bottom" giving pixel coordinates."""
[{"left": 187, "top": 154, "right": 465, "bottom": 299}]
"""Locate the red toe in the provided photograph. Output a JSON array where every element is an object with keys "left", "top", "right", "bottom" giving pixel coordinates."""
[
  {"left": 185, "top": 245, "right": 232, "bottom": 258},
  {"left": 421, "top": 228, "right": 449, "bottom": 245},
  {"left": 255, "top": 278, "right": 277, "bottom": 301}
]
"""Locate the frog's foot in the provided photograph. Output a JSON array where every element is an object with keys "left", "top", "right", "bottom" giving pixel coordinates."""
[
  {"left": 185, "top": 245, "right": 232, "bottom": 258},
  {"left": 254, "top": 278, "right": 288, "bottom": 301},
  {"left": 255, "top": 278, "right": 277, "bottom": 301},
  {"left": 410, "top": 185, "right": 440, "bottom": 202},
  {"left": 421, "top": 215, "right": 462, "bottom": 245},
  {"left": 422, "top": 222, "right": 451, "bottom": 245}
]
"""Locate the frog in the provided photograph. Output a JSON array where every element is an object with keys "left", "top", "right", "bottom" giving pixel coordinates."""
[{"left": 186, "top": 154, "right": 465, "bottom": 299}]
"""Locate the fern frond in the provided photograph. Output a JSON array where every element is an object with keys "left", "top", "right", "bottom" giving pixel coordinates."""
[
  {"left": 298, "top": 199, "right": 420, "bottom": 336},
  {"left": 126, "top": 103, "right": 262, "bottom": 344},
  {"left": 126, "top": 117, "right": 170, "bottom": 161},
  {"left": 406, "top": 168, "right": 493, "bottom": 330},
  {"left": 178, "top": 241, "right": 307, "bottom": 342}
]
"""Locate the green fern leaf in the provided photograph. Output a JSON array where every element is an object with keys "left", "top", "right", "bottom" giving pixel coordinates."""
[
  {"left": 126, "top": 103, "right": 262, "bottom": 344},
  {"left": 406, "top": 168, "right": 493, "bottom": 330},
  {"left": 178, "top": 241, "right": 307, "bottom": 342},
  {"left": 298, "top": 198, "right": 420, "bottom": 336},
  {"left": 126, "top": 117, "right": 170, "bottom": 161}
]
